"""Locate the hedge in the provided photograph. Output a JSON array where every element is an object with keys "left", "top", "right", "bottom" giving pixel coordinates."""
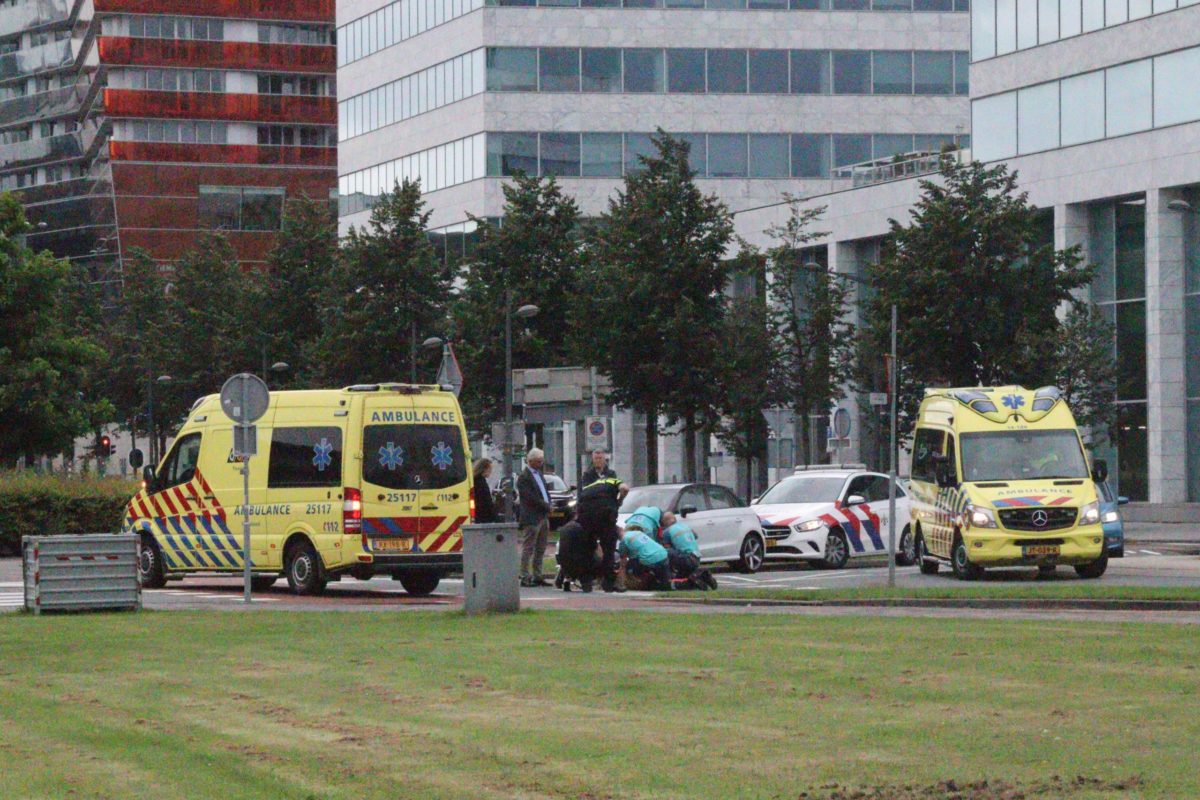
[{"left": 0, "top": 473, "right": 138, "bottom": 555}]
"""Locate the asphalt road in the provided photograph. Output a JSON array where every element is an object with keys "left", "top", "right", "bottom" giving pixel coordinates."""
[{"left": 3, "top": 542, "right": 1197, "bottom": 614}]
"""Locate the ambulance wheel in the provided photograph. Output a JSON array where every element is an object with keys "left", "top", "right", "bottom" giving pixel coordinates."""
[
  {"left": 916, "top": 532, "right": 939, "bottom": 575},
  {"left": 896, "top": 526, "right": 916, "bottom": 566},
  {"left": 1074, "top": 548, "right": 1109, "bottom": 579},
  {"left": 250, "top": 574, "right": 278, "bottom": 591},
  {"left": 951, "top": 536, "right": 984, "bottom": 581},
  {"left": 285, "top": 541, "right": 327, "bottom": 595},
  {"left": 138, "top": 535, "right": 167, "bottom": 589},
  {"left": 821, "top": 528, "right": 850, "bottom": 570},
  {"left": 399, "top": 570, "right": 440, "bottom": 596},
  {"left": 735, "top": 534, "right": 765, "bottom": 574}
]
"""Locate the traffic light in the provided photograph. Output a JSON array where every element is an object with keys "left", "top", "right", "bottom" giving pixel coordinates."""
[{"left": 95, "top": 434, "right": 114, "bottom": 458}]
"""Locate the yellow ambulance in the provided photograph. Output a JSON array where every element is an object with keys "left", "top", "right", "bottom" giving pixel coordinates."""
[
  {"left": 123, "top": 384, "right": 473, "bottom": 596},
  {"left": 908, "top": 385, "right": 1108, "bottom": 580}
]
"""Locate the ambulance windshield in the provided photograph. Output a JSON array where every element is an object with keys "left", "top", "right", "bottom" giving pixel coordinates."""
[{"left": 959, "top": 429, "right": 1089, "bottom": 482}]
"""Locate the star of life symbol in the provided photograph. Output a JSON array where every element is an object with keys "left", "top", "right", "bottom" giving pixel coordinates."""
[
  {"left": 378, "top": 441, "right": 405, "bottom": 470},
  {"left": 1002, "top": 394, "right": 1025, "bottom": 410},
  {"left": 431, "top": 441, "right": 454, "bottom": 471},
  {"left": 312, "top": 438, "right": 333, "bottom": 471}
]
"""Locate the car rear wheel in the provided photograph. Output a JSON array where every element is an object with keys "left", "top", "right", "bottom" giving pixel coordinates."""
[
  {"left": 916, "top": 532, "right": 939, "bottom": 575},
  {"left": 735, "top": 534, "right": 765, "bottom": 574},
  {"left": 821, "top": 528, "right": 850, "bottom": 570},
  {"left": 1074, "top": 548, "right": 1109, "bottom": 579},
  {"left": 1037, "top": 564, "right": 1057, "bottom": 577},
  {"left": 951, "top": 536, "right": 983, "bottom": 581},
  {"left": 896, "top": 526, "right": 916, "bottom": 566},
  {"left": 285, "top": 541, "right": 327, "bottom": 596},
  {"left": 138, "top": 535, "right": 167, "bottom": 589},
  {"left": 399, "top": 570, "right": 441, "bottom": 596}
]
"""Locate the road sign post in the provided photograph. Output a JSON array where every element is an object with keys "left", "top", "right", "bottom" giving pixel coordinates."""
[
  {"left": 220, "top": 373, "right": 270, "bottom": 604},
  {"left": 762, "top": 408, "right": 792, "bottom": 480},
  {"left": 887, "top": 304, "right": 898, "bottom": 588}
]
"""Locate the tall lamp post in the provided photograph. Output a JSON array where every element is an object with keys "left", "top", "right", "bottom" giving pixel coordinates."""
[
  {"left": 146, "top": 374, "right": 173, "bottom": 465},
  {"left": 802, "top": 260, "right": 900, "bottom": 587},
  {"left": 504, "top": 295, "right": 540, "bottom": 521}
]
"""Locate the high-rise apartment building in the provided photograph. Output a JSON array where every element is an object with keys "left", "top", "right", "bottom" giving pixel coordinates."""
[
  {"left": 1, "top": 0, "right": 337, "bottom": 283},
  {"left": 335, "top": 0, "right": 972, "bottom": 248}
]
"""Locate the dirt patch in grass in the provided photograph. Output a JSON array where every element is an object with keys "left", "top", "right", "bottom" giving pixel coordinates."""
[{"left": 798, "top": 775, "right": 1143, "bottom": 799}]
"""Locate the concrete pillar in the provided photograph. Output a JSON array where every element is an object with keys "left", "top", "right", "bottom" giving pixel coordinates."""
[
  {"left": 830, "top": 239, "right": 865, "bottom": 466},
  {"left": 562, "top": 421, "right": 577, "bottom": 487},
  {"left": 1055, "top": 203, "right": 1090, "bottom": 280},
  {"left": 1145, "top": 190, "right": 1188, "bottom": 505}
]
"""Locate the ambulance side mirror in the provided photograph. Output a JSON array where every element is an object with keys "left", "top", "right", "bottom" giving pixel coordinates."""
[
  {"left": 679, "top": 505, "right": 697, "bottom": 518},
  {"left": 1091, "top": 459, "right": 1108, "bottom": 483},
  {"left": 142, "top": 465, "right": 155, "bottom": 486},
  {"left": 933, "top": 458, "right": 956, "bottom": 489}
]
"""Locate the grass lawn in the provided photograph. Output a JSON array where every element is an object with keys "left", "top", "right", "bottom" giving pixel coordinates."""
[
  {"left": 691, "top": 585, "right": 1200, "bottom": 602},
  {"left": 0, "top": 611, "right": 1196, "bottom": 799}
]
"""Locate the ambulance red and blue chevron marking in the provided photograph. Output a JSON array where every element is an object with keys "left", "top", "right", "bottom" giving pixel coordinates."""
[{"left": 123, "top": 468, "right": 249, "bottom": 570}]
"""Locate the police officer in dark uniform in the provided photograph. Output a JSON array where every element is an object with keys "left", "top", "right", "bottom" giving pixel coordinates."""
[
  {"left": 573, "top": 474, "right": 628, "bottom": 593},
  {"left": 580, "top": 450, "right": 616, "bottom": 487}
]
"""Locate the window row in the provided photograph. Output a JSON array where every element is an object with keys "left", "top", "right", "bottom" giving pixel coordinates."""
[
  {"left": 973, "top": 0, "right": 1198, "bottom": 61},
  {"left": 123, "top": 119, "right": 229, "bottom": 144},
  {"left": 338, "top": 0, "right": 485, "bottom": 66},
  {"left": 198, "top": 185, "right": 285, "bottom": 231},
  {"left": 486, "top": 47, "right": 969, "bottom": 95},
  {"left": 257, "top": 125, "right": 337, "bottom": 147},
  {"left": 339, "top": 50, "right": 484, "bottom": 141},
  {"left": 487, "top": 0, "right": 967, "bottom": 10},
  {"left": 126, "top": 15, "right": 226, "bottom": 41},
  {"left": 487, "top": 131, "right": 967, "bottom": 179},
  {"left": 338, "top": 133, "right": 486, "bottom": 216},
  {"left": 256, "top": 22, "right": 334, "bottom": 46},
  {"left": 123, "top": 68, "right": 226, "bottom": 93},
  {"left": 972, "top": 45, "right": 1200, "bottom": 161},
  {"left": 258, "top": 73, "right": 335, "bottom": 97}
]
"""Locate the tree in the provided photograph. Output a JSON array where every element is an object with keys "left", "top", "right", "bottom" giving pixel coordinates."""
[
  {"left": 580, "top": 132, "right": 734, "bottom": 482},
  {"left": 713, "top": 252, "right": 774, "bottom": 499},
  {"left": 0, "top": 193, "right": 110, "bottom": 464},
  {"left": 260, "top": 194, "right": 338, "bottom": 388},
  {"left": 858, "top": 157, "right": 1095, "bottom": 431},
  {"left": 1049, "top": 303, "right": 1117, "bottom": 441},
  {"left": 764, "top": 200, "right": 854, "bottom": 466},
  {"left": 452, "top": 173, "right": 581, "bottom": 429},
  {"left": 314, "top": 180, "right": 450, "bottom": 386}
]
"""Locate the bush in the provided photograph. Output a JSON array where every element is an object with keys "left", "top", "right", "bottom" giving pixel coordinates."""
[{"left": 0, "top": 473, "right": 138, "bottom": 555}]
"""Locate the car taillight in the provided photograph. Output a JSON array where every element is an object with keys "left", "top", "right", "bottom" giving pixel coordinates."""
[
  {"left": 343, "top": 487, "right": 362, "bottom": 534},
  {"left": 469, "top": 487, "right": 476, "bottom": 522}
]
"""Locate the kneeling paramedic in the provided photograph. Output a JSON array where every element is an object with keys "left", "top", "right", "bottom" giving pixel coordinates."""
[
  {"left": 575, "top": 476, "right": 629, "bottom": 593},
  {"left": 658, "top": 512, "right": 718, "bottom": 591},
  {"left": 554, "top": 520, "right": 599, "bottom": 592},
  {"left": 618, "top": 509, "right": 673, "bottom": 590}
]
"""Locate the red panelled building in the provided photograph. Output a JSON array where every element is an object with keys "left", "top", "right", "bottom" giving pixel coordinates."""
[{"left": 96, "top": 0, "right": 336, "bottom": 266}]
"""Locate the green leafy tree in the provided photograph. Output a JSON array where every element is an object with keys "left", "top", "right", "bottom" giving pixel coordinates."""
[
  {"left": 260, "top": 194, "right": 339, "bottom": 388},
  {"left": 452, "top": 173, "right": 581, "bottom": 429},
  {"left": 858, "top": 158, "right": 1095, "bottom": 431},
  {"left": 764, "top": 201, "right": 854, "bottom": 466},
  {"left": 314, "top": 180, "right": 450, "bottom": 386},
  {"left": 1049, "top": 303, "right": 1117, "bottom": 440},
  {"left": 580, "top": 132, "right": 734, "bottom": 482},
  {"left": 0, "top": 193, "right": 110, "bottom": 464}
]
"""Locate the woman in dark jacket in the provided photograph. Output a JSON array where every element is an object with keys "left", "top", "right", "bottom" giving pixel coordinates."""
[{"left": 472, "top": 458, "right": 499, "bottom": 523}]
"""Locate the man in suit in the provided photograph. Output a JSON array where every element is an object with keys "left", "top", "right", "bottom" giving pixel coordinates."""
[
  {"left": 517, "top": 448, "right": 552, "bottom": 587},
  {"left": 580, "top": 449, "right": 616, "bottom": 487}
]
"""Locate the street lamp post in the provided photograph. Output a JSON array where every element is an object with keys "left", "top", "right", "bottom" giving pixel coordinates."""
[
  {"left": 147, "top": 374, "right": 173, "bottom": 465},
  {"left": 503, "top": 295, "right": 540, "bottom": 521},
  {"left": 802, "top": 260, "right": 900, "bottom": 587}
]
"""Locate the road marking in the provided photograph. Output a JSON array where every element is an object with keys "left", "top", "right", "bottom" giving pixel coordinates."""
[{"left": 1141, "top": 550, "right": 1161, "bottom": 556}]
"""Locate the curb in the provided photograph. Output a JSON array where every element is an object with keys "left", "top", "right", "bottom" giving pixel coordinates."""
[{"left": 653, "top": 596, "right": 1200, "bottom": 611}]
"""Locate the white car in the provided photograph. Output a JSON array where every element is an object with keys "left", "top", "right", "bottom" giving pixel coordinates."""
[
  {"left": 752, "top": 469, "right": 913, "bottom": 569},
  {"left": 618, "top": 483, "right": 768, "bottom": 573}
]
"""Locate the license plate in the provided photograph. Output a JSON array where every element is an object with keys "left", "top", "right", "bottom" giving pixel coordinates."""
[
  {"left": 373, "top": 537, "right": 413, "bottom": 553},
  {"left": 1023, "top": 544, "right": 1060, "bottom": 557}
]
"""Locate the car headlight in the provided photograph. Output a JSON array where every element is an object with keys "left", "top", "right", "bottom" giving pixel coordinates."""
[
  {"left": 567, "top": 500, "right": 577, "bottom": 509},
  {"left": 794, "top": 519, "right": 824, "bottom": 533},
  {"left": 968, "top": 505, "right": 998, "bottom": 529},
  {"left": 1080, "top": 501, "right": 1101, "bottom": 526},
  {"left": 1102, "top": 510, "right": 1119, "bottom": 524}
]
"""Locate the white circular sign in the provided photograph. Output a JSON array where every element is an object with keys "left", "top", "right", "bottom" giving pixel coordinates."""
[
  {"left": 832, "top": 407, "right": 852, "bottom": 439},
  {"left": 219, "top": 373, "right": 270, "bottom": 424}
]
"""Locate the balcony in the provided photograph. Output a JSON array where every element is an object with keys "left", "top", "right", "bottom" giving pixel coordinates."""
[
  {"left": 0, "top": 131, "right": 85, "bottom": 170},
  {"left": 97, "top": 37, "right": 334, "bottom": 73},
  {"left": 109, "top": 140, "right": 337, "bottom": 167},
  {"left": 0, "top": 0, "right": 75, "bottom": 39},
  {"left": 833, "top": 151, "right": 958, "bottom": 188},
  {"left": 0, "top": 38, "right": 80, "bottom": 83},
  {"left": 93, "top": 0, "right": 333, "bottom": 22},
  {"left": 103, "top": 89, "right": 336, "bottom": 124},
  {"left": 0, "top": 85, "right": 84, "bottom": 129}
]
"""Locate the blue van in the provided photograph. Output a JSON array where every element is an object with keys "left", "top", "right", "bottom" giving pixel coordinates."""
[{"left": 1096, "top": 480, "right": 1129, "bottom": 558}]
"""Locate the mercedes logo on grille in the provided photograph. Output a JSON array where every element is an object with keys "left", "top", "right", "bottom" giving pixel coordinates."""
[{"left": 1032, "top": 510, "right": 1049, "bottom": 528}]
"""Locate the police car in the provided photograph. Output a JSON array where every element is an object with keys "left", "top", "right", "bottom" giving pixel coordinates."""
[{"left": 752, "top": 466, "right": 913, "bottom": 569}]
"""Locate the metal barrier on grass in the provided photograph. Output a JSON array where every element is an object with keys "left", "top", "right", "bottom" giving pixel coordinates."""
[{"left": 23, "top": 534, "right": 141, "bottom": 614}]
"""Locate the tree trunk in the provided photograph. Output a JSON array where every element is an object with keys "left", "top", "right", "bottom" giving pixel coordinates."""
[
  {"left": 683, "top": 411, "right": 697, "bottom": 482},
  {"left": 644, "top": 409, "right": 658, "bottom": 485},
  {"left": 798, "top": 409, "right": 811, "bottom": 467}
]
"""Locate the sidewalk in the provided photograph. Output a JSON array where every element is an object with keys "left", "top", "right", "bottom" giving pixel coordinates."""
[{"left": 1125, "top": 522, "right": 1200, "bottom": 544}]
